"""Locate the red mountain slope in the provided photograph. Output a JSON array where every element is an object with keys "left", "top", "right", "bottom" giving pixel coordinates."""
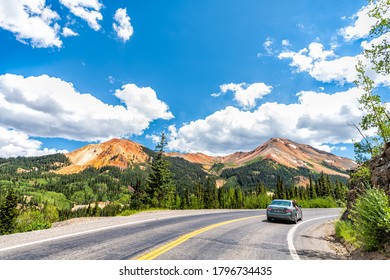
[
  {"left": 56, "top": 138, "right": 150, "bottom": 174},
  {"left": 57, "top": 137, "right": 357, "bottom": 178}
]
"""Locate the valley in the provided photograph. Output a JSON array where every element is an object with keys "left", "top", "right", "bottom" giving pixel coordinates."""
[{"left": 0, "top": 137, "right": 355, "bottom": 234}]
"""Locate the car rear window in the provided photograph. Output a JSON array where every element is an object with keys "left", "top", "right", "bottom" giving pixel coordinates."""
[{"left": 270, "top": 200, "right": 291, "bottom": 207}]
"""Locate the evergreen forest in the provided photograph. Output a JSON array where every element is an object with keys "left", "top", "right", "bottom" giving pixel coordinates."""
[{"left": 0, "top": 144, "right": 349, "bottom": 235}]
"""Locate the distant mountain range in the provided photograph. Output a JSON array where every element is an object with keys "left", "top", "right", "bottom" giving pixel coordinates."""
[{"left": 55, "top": 137, "right": 357, "bottom": 187}]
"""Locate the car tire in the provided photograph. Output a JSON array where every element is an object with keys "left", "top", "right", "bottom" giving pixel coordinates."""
[{"left": 267, "top": 217, "right": 272, "bottom": 222}]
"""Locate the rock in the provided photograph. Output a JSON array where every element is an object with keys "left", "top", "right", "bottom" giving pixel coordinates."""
[
  {"left": 341, "top": 141, "right": 390, "bottom": 221},
  {"left": 370, "top": 142, "right": 390, "bottom": 197}
]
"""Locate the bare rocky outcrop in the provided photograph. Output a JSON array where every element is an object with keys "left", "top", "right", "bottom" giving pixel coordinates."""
[
  {"left": 341, "top": 142, "right": 390, "bottom": 221},
  {"left": 370, "top": 141, "right": 390, "bottom": 197}
]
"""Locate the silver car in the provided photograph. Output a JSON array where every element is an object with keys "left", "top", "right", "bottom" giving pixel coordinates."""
[{"left": 266, "top": 199, "right": 303, "bottom": 223}]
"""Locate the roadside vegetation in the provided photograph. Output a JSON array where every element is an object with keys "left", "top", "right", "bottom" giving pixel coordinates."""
[
  {"left": 335, "top": 0, "right": 390, "bottom": 255},
  {"left": 336, "top": 188, "right": 390, "bottom": 251}
]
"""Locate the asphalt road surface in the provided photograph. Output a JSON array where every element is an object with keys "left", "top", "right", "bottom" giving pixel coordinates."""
[{"left": 0, "top": 208, "right": 342, "bottom": 260}]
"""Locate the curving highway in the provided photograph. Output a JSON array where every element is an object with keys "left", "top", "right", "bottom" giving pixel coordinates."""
[{"left": 0, "top": 208, "right": 342, "bottom": 260}]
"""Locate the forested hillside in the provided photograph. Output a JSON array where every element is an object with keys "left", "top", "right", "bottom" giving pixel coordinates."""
[{"left": 0, "top": 144, "right": 349, "bottom": 235}]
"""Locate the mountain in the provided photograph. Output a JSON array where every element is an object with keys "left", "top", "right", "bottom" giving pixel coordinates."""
[
  {"left": 168, "top": 138, "right": 357, "bottom": 178},
  {"left": 56, "top": 138, "right": 150, "bottom": 174},
  {"left": 55, "top": 137, "right": 357, "bottom": 187}
]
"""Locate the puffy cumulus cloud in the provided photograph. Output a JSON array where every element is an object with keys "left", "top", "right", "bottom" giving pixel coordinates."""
[
  {"left": 278, "top": 42, "right": 334, "bottom": 72},
  {"left": 168, "top": 88, "right": 363, "bottom": 155},
  {"left": 278, "top": 42, "right": 335, "bottom": 73},
  {"left": 113, "top": 8, "right": 133, "bottom": 42},
  {"left": 0, "top": 74, "right": 173, "bottom": 142},
  {"left": 114, "top": 84, "right": 174, "bottom": 121},
  {"left": 279, "top": 42, "right": 364, "bottom": 84},
  {"left": 308, "top": 42, "right": 335, "bottom": 60},
  {"left": 213, "top": 82, "right": 272, "bottom": 110},
  {"left": 309, "top": 56, "right": 358, "bottom": 84},
  {"left": 59, "top": 0, "right": 103, "bottom": 31},
  {"left": 0, "top": 127, "right": 68, "bottom": 158},
  {"left": 62, "top": 26, "right": 79, "bottom": 37},
  {"left": 339, "top": 3, "right": 377, "bottom": 42},
  {"left": 0, "top": 0, "right": 62, "bottom": 48},
  {"left": 279, "top": 38, "right": 390, "bottom": 86}
]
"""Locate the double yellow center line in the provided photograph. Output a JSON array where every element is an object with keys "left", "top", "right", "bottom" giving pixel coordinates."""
[{"left": 135, "top": 215, "right": 263, "bottom": 260}]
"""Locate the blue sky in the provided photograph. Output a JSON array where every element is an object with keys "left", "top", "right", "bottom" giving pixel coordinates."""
[{"left": 0, "top": 0, "right": 388, "bottom": 159}]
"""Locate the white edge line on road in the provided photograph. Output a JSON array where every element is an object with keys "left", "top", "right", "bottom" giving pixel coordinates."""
[
  {"left": 287, "top": 215, "right": 339, "bottom": 260},
  {"left": 0, "top": 211, "right": 234, "bottom": 253}
]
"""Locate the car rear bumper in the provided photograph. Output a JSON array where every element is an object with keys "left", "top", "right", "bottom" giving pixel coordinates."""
[{"left": 266, "top": 211, "right": 295, "bottom": 221}]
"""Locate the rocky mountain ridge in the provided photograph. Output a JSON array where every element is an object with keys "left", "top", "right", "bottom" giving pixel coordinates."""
[
  {"left": 56, "top": 138, "right": 357, "bottom": 179},
  {"left": 168, "top": 138, "right": 356, "bottom": 177}
]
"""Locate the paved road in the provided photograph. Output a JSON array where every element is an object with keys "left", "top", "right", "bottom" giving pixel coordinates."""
[{"left": 0, "top": 208, "right": 342, "bottom": 260}]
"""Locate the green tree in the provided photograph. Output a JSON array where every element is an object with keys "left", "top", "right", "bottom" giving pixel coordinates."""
[
  {"left": 203, "top": 177, "right": 218, "bottom": 209},
  {"left": 273, "top": 177, "right": 286, "bottom": 199},
  {"left": 0, "top": 189, "right": 19, "bottom": 235},
  {"left": 147, "top": 133, "right": 176, "bottom": 208},
  {"left": 353, "top": 0, "right": 390, "bottom": 162}
]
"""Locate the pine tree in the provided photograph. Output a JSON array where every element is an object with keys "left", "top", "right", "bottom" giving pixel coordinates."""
[
  {"left": 204, "top": 177, "right": 218, "bottom": 209},
  {"left": 274, "top": 177, "right": 286, "bottom": 199},
  {"left": 147, "top": 133, "right": 176, "bottom": 208},
  {"left": 255, "top": 182, "right": 267, "bottom": 195},
  {"left": 0, "top": 189, "right": 19, "bottom": 235}
]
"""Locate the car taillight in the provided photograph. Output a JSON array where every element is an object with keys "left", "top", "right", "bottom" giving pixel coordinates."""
[
  {"left": 267, "top": 207, "right": 272, "bottom": 211},
  {"left": 285, "top": 209, "right": 293, "bottom": 213}
]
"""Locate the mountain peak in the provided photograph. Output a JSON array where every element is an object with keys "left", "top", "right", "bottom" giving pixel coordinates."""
[
  {"left": 168, "top": 137, "right": 356, "bottom": 178},
  {"left": 57, "top": 137, "right": 357, "bottom": 180},
  {"left": 56, "top": 138, "right": 149, "bottom": 174}
]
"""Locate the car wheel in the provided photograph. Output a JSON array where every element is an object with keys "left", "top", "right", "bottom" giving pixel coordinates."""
[
  {"left": 300, "top": 213, "right": 303, "bottom": 221},
  {"left": 267, "top": 217, "right": 272, "bottom": 222}
]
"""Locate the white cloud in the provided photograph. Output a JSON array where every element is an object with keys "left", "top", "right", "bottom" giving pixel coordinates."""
[
  {"left": 263, "top": 37, "right": 274, "bottom": 54},
  {"left": 62, "top": 26, "right": 78, "bottom": 37},
  {"left": 0, "top": 127, "right": 68, "bottom": 158},
  {"left": 339, "top": 3, "right": 377, "bottom": 42},
  {"left": 278, "top": 42, "right": 335, "bottom": 75},
  {"left": 0, "top": 0, "right": 62, "bottom": 48},
  {"left": 214, "top": 82, "right": 272, "bottom": 110},
  {"left": 309, "top": 56, "right": 358, "bottom": 84},
  {"left": 0, "top": 74, "right": 173, "bottom": 142},
  {"left": 59, "top": 0, "right": 103, "bottom": 31},
  {"left": 282, "top": 39, "right": 290, "bottom": 46},
  {"left": 113, "top": 8, "right": 133, "bottom": 42},
  {"left": 278, "top": 47, "right": 313, "bottom": 72},
  {"left": 114, "top": 84, "right": 174, "bottom": 121},
  {"left": 168, "top": 88, "right": 364, "bottom": 155},
  {"left": 308, "top": 42, "right": 335, "bottom": 60},
  {"left": 278, "top": 38, "right": 390, "bottom": 86}
]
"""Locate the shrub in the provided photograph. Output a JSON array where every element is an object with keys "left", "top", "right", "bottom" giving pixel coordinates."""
[
  {"left": 296, "top": 197, "right": 337, "bottom": 208},
  {"left": 118, "top": 209, "right": 138, "bottom": 216},
  {"left": 351, "top": 188, "right": 390, "bottom": 251},
  {"left": 15, "top": 209, "right": 51, "bottom": 232},
  {"left": 335, "top": 220, "right": 358, "bottom": 246}
]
